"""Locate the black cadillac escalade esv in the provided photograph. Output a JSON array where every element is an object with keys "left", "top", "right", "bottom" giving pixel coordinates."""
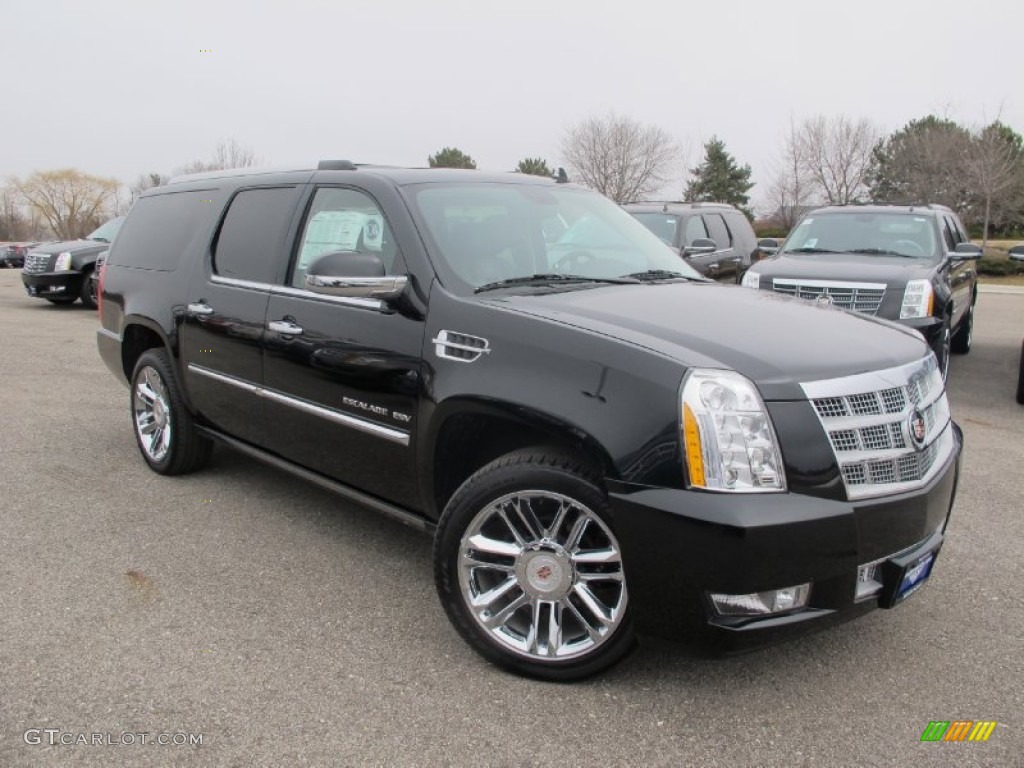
[{"left": 97, "top": 164, "right": 963, "bottom": 680}]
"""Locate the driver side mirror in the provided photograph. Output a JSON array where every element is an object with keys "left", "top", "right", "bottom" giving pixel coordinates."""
[
  {"left": 951, "top": 242, "right": 983, "bottom": 261},
  {"left": 683, "top": 238, "right": 717, "bottom": 257},
  {"left": 305, "top": 250, "right": 407, "bottom": 301},
  {"left": 757, "top": 238, "right": 780, "bottom": 256}
]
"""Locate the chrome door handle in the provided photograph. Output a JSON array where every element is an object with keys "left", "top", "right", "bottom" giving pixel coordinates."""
[
  {"left": 187, "top": 302, "right": 214, "bottom": 316},
  {"left": 268, "top": 320, "right": 303, "bottom": 336}
]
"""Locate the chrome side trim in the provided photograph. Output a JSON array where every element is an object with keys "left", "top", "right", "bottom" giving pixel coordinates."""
[
  {"left": 195, "top": 426, "right": 433, "bottom": 534},
  {"left": 187, "top": 364, "right": 409, "bottom": 446},
  {"left": 432, "top": 329, "right": 491, "bottom": 362}
]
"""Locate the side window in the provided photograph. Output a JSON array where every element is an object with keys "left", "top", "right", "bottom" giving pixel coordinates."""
[
  {"left": 724, "top": 211, "right": 753, "bottom": 251},
  {"left": 291, "top": 187, "right": 403, "bottom": 288},
  {"left": 703, "top": 214, "right": 732, "bottom": 249},
  {"left": 952, "top": 216, "right": 969, "bottom": 244},
  {"left": 214, "top": 186, "right": 301, "bottom": 284},
  {"left": 109, "top": 190, "right": 219, "bottom": 271},
  {"left": 684, "top": 215, "right": 709, "bottom": 245},
  {"left": 941, "top": 217, "right": 958, "bottom": 250}
]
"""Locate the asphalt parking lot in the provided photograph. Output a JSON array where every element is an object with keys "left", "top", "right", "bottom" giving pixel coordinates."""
[{"left": 1, "top": 268, "right": 1021, "bottom": 768}]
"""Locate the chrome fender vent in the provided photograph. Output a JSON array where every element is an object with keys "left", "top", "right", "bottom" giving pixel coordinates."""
[{"left": 432, "top": 330, "right": 490, "bottom": 363}]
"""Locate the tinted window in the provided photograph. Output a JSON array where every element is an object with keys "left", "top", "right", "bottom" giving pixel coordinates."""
[
  {"left": 108, "top": 191, "right": 217, "bottom": 271},
  {"left": 683, "top": 215, "right": 708, "bottom": 245},
  {"left": 214, "top": 186, "right": 301, "bottom": 284},
  {"left": 704, "top": 214, "right": 732, "bottom": 249},
  {"left": 630, "top": 213, "right": 679, "bottom": 246},
  {"left": 724, "top": 211, "right": 754, "bottom": 250},
  {"left": 291, "top": 187, "right": 403, "bottom": 288},
  {"left": 941, "top": 217, "right": 958, "bottom": 249}
]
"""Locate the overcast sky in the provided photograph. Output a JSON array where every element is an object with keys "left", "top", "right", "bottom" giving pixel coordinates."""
[{"left": 3, "top": 0, "right": 1021, "bottom": 212}]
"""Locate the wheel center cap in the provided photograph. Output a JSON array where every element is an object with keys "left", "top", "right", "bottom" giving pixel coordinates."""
[{"left": 518, "top": 549, "right": 573, "bottom": 599}]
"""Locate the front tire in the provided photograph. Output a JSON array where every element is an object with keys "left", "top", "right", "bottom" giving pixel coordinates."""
[
  {"left": 951, "top": 300, "right": 973, "bottom": 354},
  {"left": 44, "top": 296, "right": 77, "bottom": 305},
  {"left": 433, "top": 449, "right": 635, "bottom": 681},
  {"left": 935, "top": 315, "right": 951, "bottom": 380},
  {"left": 130, "top": 349, "right": 212, "bottom": 475},
  {"left": 79, "top": 269, "right": 98, "bottom": 310}
]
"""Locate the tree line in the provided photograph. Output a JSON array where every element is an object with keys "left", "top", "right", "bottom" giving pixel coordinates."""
[{"left": 3, "top": 117, "right": 1022, "bottom": 243}]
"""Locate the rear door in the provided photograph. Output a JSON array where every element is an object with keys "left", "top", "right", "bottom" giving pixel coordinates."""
[
  {"left": 702, "top": 212, "right": 739, "bottom": 280},
  {"left": 260, "top": 185, "right": 425, "bottom": 509},
  {"left": 180, "top": 185, "right": 305, "bottom": 446}
]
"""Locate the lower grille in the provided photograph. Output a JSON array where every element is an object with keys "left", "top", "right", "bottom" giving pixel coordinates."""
[
  {"left": 23, "top": 253, "right": 52, "bottom": 273},
  {"left": 773, "top": 278, "right": 886, "bottom": 315},
  {"left": 801, "top": 355, "right": 955, "bottom": 500}
]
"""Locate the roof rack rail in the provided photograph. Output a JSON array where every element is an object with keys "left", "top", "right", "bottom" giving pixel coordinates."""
[{"left": 317, "top": 160, "right": 358, "bottom": 171}]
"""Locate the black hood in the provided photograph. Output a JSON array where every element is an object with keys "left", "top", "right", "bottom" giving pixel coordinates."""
[
  {"left": 483, "top": 282, "right": 928, "bottom": 400},
  {"left": 29, "top": 239, "right": 107, "bottom": 256},
  {"left": 752, "top": 252, "right": 936, "bottom": 284}
]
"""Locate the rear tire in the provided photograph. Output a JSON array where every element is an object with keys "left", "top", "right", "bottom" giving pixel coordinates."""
[
  {"left": 130, "top": 348, "right": 212, "bottom": 475},
  {"left": 433, "top": 448, "right": 635, "bottom": 681}
]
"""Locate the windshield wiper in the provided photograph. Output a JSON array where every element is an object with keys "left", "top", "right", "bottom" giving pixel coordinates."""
[
  {"left": 847, "top": 248, "right": 918, "bottom": 258},
  {"left": 621, "top": 269, "right": 698, "bottom": 282},
  {"left": 784, "top": 247, "right": 840, "bottom": 254},
  {"left": 475, "top": 273, "right": 639, "bottom": 293}
]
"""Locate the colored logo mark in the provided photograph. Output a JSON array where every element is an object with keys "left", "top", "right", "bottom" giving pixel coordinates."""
[{"left": 920, "top": 721, "right": 997, "bottom": 742}]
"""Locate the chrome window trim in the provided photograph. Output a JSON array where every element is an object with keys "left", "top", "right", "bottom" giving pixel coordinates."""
[
  {"left": 270, "top": 284, "right": 385, "bottom": 311},
  {"left": 210, "top": 275, "right": 388, "bottom": 310},
  {"left": 187, "top": 364, "right": 409, "bottom": 446},
  {"left": 211, "top": 275, "right": 273, "bottom": 291}
]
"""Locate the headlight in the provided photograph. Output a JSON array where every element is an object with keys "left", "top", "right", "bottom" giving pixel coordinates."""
[
  {"left": 54, "top": 252, "right": 73, "bottom": 271},
  {"left": 900, "top": 279, "right": 933, "bottom": 319},
  {"left": 740, "top": 270, "right": 760, "bottom": 289},
  {"left": 681, "top": 369, "right": 785, "bottom": 492}
]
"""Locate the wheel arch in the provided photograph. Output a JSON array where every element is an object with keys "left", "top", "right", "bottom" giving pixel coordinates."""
[{"left": 420, "top": 397, "right": 617, "bottom": 521}]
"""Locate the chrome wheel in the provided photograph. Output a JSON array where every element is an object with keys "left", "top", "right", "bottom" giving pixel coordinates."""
[
  {"left": 133, "top": 366, "right": 172, "bottom": 462},
  {"left": 457, "top": 491, "right": 627, "bottom": 662}
]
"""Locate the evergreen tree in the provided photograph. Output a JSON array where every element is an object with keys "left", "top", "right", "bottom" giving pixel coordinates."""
[
  {"left": 515, "top": 158, "right": 553, "bottom": 177},
  {"left": 684, "top": 137, "right": 754, "bottom": 218},
  {"left": 428, "top": 147, "right": 477, "bottom": 169}
]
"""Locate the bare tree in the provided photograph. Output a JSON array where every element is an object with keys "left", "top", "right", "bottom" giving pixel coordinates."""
[
  {"left": 174, "top": 138, "right": 261, "bottom": 176},
  {"left": 561, "top": 112, "right": 677, "bottom": 203},
  {"left": 765, "top": 118, "right": 818, "bottom": 228},
  {"left": 796, "top": 115, "right": 882, "bottom": 205},
  {"left": 962, "top": 122, "right": 1022, "bottom": 246},
  {"left": 13, "top": 169, "right": 120, "bottom": 239}
]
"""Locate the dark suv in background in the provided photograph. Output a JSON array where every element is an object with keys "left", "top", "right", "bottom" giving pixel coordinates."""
[
  {"left": 624, "top": 201, "right": 762, "bottom": 282},
  {"left": 21, "top": 216, "right": 124, "bottom": 308},
  {"left": 741, "top": 204, "right": 980, "bottom": 378}
]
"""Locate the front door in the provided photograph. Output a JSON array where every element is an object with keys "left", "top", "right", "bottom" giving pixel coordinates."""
[{"left": 260, "top": 186, "right": 425, "bottom": 509}]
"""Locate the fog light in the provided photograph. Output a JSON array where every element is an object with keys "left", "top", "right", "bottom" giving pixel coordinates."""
[
  {"left": 856, "top": 560, "right": 884, "bottom": 600},
  {"left": 709, "top": 583, "right": 811, "bottom": 617}
]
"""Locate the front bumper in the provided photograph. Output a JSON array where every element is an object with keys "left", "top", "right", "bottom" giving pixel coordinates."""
[
  {"left": 610, "top": 421, "right": 962, "bottom": 652},
  {"left": 21, "top": 271, "right": 83, "bottom": 298}
]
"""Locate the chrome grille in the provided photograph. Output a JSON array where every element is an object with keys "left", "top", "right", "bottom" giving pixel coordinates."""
[
  {"left": 802, "top": 354, "right": 955, "bottom": 500},
  {"left": 23, "top": 252, "right": 52, "bottom": 273},
  {"left": 772, "top": 278, "right": 886, "bottom": 315}
]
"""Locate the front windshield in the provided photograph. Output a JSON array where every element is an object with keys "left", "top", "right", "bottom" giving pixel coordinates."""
[
  {"left": 407, "top": 183, "right": 702, "bottom": 291},
  {"left": 783, "top": 212, "right": 939, "bottom": 259},
  {"left": 87, "top": 216, "right": 125, "bottom": 243}
]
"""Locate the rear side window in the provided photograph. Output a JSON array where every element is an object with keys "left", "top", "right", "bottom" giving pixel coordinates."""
[
  {"left": 108, "top": 190, "right": 217, "bottom": 271},
  {"left": 214, "top": 186, "right": 302, "bottom": 284},
  {"left": 724, "top": 211, "right": 754, "bottom": 250},
  {"left": 683, "top": 215, "right": 709, "bottom": 245},
  {"left": 703, "top": 214, "right": 732, "bottom": 249}
]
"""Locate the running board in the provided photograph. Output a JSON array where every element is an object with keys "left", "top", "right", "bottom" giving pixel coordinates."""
[{"left": 196, "top": 426, "right": 435, "bottom": 535}]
